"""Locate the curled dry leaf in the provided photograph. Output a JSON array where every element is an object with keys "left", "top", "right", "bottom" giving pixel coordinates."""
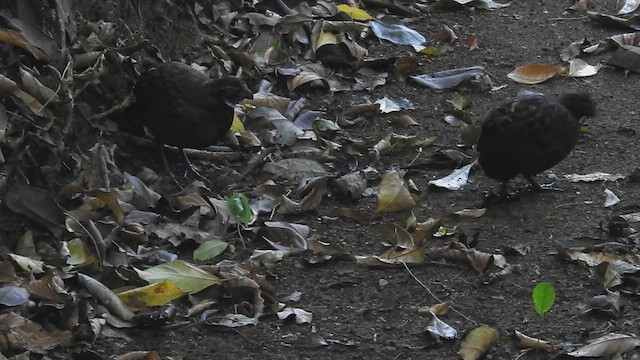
[
  {"left": 416, "top": 300, "right": 453, "bottom": 316},
  {"left": 0, "top": 29, "right": 48, "bottom": 60},
  {"left": 507, "top": 63, "right": 565, "bottom": 84},
  {"left": 457, "top": 325, "right": 500, "bottom": 360},
  {"left": 587, "top": 11, "right": 640, "bottom": 30},
  {"left": 514, "top": 330, "right": 554, "bottom": 351},
  {"left": 19, "top": 67, "right": 59, "bottom": 104},
  {"left": 437, "top": 24, "right": 458, "bottom": 43},
  {"left": 78, "top": 273, "right": 135, "bottom": 321},
  {"left": 618, "top": 0, "right": 640, "bottom": 15}
]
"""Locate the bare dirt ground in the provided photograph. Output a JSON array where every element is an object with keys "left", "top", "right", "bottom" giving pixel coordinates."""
[{"left": 3, "top": 0, "right": 640, "bottom": 359}]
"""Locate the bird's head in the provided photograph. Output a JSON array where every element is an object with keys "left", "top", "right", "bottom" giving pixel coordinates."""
[
  {"left": 558, "top": 92, "right": 596, "bottom": 120},
  {"left": 208, "top": 77, "right": 253, "bottom": 108}
]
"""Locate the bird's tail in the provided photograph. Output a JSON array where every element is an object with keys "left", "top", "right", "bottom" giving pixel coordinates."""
[{"left": 558, "top": 92, "right": 596, "bottom": 119}]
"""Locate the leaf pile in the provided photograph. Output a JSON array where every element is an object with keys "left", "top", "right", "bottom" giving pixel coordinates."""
[{"left": 0, "top": 0, "right": 639, "bottom": 359}]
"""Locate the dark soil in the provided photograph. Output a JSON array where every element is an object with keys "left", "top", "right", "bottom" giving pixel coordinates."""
[{"left": 42, "top": 0, "right": 640, "bottom": 359}]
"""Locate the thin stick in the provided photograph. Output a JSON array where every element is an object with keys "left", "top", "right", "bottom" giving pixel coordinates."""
[
  {"left": 548, "top": 16, "right": 587, "bottom": 21},
  {"left": 402, "top": 262, "right": 476, "bottom": 325}
]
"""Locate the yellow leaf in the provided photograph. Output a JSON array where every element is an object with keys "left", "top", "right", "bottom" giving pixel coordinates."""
[
  {"left": 231, "top": 113, "right": 245, "bottom": 132},
  {"left": 316, "top": 30, "right": 338, "bottom": 50},
  {"left": 117, "top": 280, "right": 185, "bottom": 311},
  {"left": 336, "top": 4, "right": 373, "bottom": 21}
]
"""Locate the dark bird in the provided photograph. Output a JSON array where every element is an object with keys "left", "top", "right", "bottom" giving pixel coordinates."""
[
  {"left": 133, "top": 62, "right": 252, "bottom": 180},
  {"left": 477, "top": 92, "right": 595, "bottom": 198}
]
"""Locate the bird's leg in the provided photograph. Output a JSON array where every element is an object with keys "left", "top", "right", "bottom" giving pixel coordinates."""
[
  {"left": 523, "top": 175, "right": 563, "bottom": 192},
  {"left": 159, "top": 146, "right": 182, "bottom": 188},
  {"left": 181, "top": 149, "right": 210, "bottom": 184},
  {"left": 481, "top": 181, "right": 514, "bottom": 207},
  {"left": 499, "top": 181, "right": 510, "bottom": 199}
]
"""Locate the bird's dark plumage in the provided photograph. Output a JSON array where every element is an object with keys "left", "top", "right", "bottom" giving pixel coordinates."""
[
  {"left": 134, "top": 62, "right": 252, "bottom": 149},
  {"left": 477, "top": 92, "right": 595, "bottom": 194}
]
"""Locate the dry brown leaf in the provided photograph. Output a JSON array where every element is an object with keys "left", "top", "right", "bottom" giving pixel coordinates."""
[
  {"left": 464, "top": 36, "right": 478, "bottom": 50},
  {"left": 0, "top": 29, "right": 48, "bottom": 60},
  {"left": 514, "top": 330, "right": 554, "bottom": 351},
  {"left": 507, "top": 63, "right": 565, "bottom": 84}
]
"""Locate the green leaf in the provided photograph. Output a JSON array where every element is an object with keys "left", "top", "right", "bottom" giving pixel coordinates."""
[
  {"left": 532, "top": 282, "right": 556, "bottom": 315},
  {"left": 193, "top": 239, "right": 228, "bottom": 261},
  {"left": 228, "top": 193, "right": 253, "bottom": 225},
  {"left": 66, "top": 238, "right": 95, "bottom": 266},
  {"left": 313, "top": 118, "right": 340, "bottom": 132}
]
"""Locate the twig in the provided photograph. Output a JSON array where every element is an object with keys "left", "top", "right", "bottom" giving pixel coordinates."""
[
  {"left": 405, "top": 147, "right": 423, "bottom": 167},
  {"left": 402, "top": 262, "right": 476, "bottom": 325},
  {"left": 548, "top": 16, "right": 587, "bottom": 21},
  {"left": 89, "top": 94, "right": 134, "bottom": 121}
]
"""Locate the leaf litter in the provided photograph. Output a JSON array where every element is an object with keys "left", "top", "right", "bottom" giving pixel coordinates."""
[{"left": 0, "top": 0, "right": 639, "bottom": 359}]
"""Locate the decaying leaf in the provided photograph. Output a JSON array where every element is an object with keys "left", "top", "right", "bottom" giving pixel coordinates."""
[
  {"left": 118, "top": 280, "right": 185, "bottom": 311},
  {"left": 0, "top": 312, "right": 72, "bottom": 352},
  {"left": 376, "top": 169, "right": 416, "bottom": 213}
]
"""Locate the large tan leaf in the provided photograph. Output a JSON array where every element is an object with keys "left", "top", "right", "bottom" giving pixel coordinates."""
[
  {"left": 568, "top": 333, "right": 640, "bottom": 357},
  {"left": 135, "top": 260, "right": 220, "bottom": 294}
]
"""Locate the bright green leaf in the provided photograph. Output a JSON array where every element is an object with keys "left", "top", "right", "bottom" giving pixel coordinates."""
[
  {"left": 532, "top": 282, "right": 556, "bottom": 315},
  {"left": 228, "top": 193, "right": 253, "bottom": 225}
]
